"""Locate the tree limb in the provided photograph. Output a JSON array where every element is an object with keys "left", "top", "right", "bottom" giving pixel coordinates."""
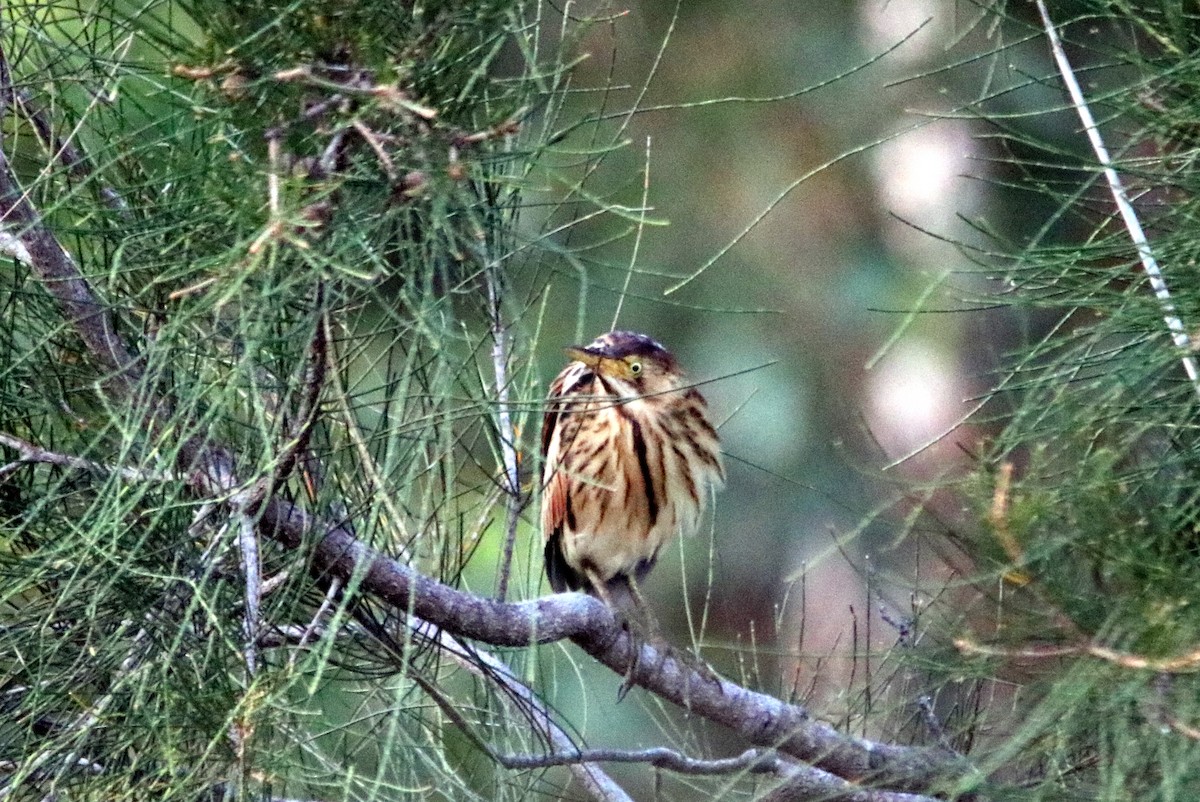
[{"left": 257, "top": 496, "right": 972, "bottom": 794}]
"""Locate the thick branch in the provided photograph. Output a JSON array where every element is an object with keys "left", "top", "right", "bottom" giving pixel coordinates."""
[{"left": 258, "top": 497, "right": 971, "bottom": 794}]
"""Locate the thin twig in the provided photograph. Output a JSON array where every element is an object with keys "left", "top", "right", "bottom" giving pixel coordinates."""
[
  {"left": 236, "top": 511, "right": 261, "bottom": 675},
  {"left": 957, "top": 634, "right": 1200, "bottom": 673},
  {"left": 493, "top": 742, "right": 785, "bottom": 776},
  {"left": 402, "top": 620, "right": 633, "bottom": 802},
  {"left": 267, "top": 132, "right": 281, "bottom": 219},
  {"left": 423, "top": 662, "right": 782, "bottom": 777},
  {"left": 1036, "top": 1, "right": 1200, "bottom": 398},
  {"left": 954, "top": 637, "right": 1081, "bottom": 661},
  {"left": 322, "top": 308, "right": 414, "bottom": 550},
  {"left": 0, "top": 432, "right": 172, "bottom": 484},
  {"left": 486, "top": 265, "right": 523, "bottom": 602},
  {"left": 916, "top": 696, "right": 956, "bottom": 754},
  {"left": 288, "top": 577, "right": 341, "bottom": 669},
  {"left": 249, "top": 132, "right": 285, "bottom": 255},
  {"left": 350, "top": 119, "right": 397, "bottom": 180},
  {"left": 11, "top": 88, "right": 130, "bottom": 217},
  {"left": 610, "top": 135, "right": 651, "bottom": 329},
  {"left": 262, "top": 282, "right": 329, "bottom": 499}
]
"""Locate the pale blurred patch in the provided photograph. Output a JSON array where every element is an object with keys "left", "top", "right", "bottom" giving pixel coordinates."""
[
  {"left": 874, "top": 121, "right": 980, "bottom": 265},
  {"left": 858, "top": 0, "right": 949, "bottom": 65},
  {"left": 867, "top": 338, "right": 964, "bottom": 462}
]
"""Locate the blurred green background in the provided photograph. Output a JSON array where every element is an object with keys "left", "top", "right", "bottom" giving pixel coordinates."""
[
  {"left": 463, "top": 4, "right": 1056, "bottom": 787},
  {"left": 494, "top": 2, "right": 1092, "bottom": 785},
  {"left": 520, "top": 1, "right": 1039, "bottom": 654}
]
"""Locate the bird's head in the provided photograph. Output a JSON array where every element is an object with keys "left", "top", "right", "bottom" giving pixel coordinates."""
[{"left": 565, "top": 330, "right": 684, "bottom": 399}]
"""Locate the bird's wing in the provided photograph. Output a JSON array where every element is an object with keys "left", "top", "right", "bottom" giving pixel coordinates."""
[
  {"left": 541, "top": 464, "right": 567, "bottom": 541},
  {"left": 540, "top": 371, "right": 570, "bottom": 541},
  {"left": 540, "top": 381, "right": 575, "bottom": 592}
]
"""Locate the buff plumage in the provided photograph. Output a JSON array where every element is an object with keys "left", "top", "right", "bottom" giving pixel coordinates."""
[{"left": 540, "top": 331, "right": 724, "bottom": 598}]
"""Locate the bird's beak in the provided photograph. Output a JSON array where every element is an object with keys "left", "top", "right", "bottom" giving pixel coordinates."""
[{"left": 565, "top": 346, "right": 603, "bottom": 368}]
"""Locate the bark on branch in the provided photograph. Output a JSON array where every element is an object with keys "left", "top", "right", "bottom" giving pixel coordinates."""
[{"left": 255, "top": 495, "right": 970, "bottom": 795}]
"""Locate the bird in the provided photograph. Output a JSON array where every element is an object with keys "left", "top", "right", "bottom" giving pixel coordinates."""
[{"left": 539, "top": 330, "right": 725, "bottom": 615}]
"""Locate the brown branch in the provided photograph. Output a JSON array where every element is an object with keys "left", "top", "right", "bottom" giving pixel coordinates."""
[
  {"left": 11, "top": 88, "right": 130, "bottom": 217},
  {"left": 484, "top": 743, "right": 785, "bottom": 776},
  {"left": 761, "top": 767, "right": 940, "bottom": 802},
  {"left": 0, "top": 49, "right": 128, "bottom": 219},
  {"left": 0, "top": 50, "right": 140, "bottom": 397},
  {"left": 254, "top": 495, "right": 972, "bottom": 794},
  {"left": 0, "top": 149, "right": 141, "bottom": 392}
]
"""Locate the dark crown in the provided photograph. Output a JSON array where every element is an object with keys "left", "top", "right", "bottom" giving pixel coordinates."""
[{"left": 587, "top": 331, "right": 674, "bottom": 364}]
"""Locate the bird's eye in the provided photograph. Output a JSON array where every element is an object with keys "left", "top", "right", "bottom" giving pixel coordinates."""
[{"left": 629, "top": 361, "right": 642, "bottom": 375}]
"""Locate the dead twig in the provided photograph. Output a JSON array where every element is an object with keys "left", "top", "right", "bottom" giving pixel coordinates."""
[
  {"left": 486, "top": 264, "right": 523, "bottom": 602},
  {"left": 0, "top": 432, "right": 172, "bottom": 484},
  {"left": 1037, "top": 1, "right": 1200, "bottom": 397}
]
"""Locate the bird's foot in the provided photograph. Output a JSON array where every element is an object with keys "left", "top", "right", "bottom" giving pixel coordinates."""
[{"left": 615, "top": 625, "right": 723, "bottom": 702}]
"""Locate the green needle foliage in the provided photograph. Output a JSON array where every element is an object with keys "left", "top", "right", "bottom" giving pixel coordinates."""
[
  {"left": 10, "top": 0, "right": 1200, "bottom": 800},
  {"left": 0, "top": 1, "right": 624, "bottom": 799},
  {"left": 919, "top": 3, "right": 1200, "bottom": 798}
]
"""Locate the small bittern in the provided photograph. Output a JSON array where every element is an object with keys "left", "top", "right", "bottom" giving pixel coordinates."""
[{"left": 540, "top": 331, "right": 725, "bottom": 612}]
